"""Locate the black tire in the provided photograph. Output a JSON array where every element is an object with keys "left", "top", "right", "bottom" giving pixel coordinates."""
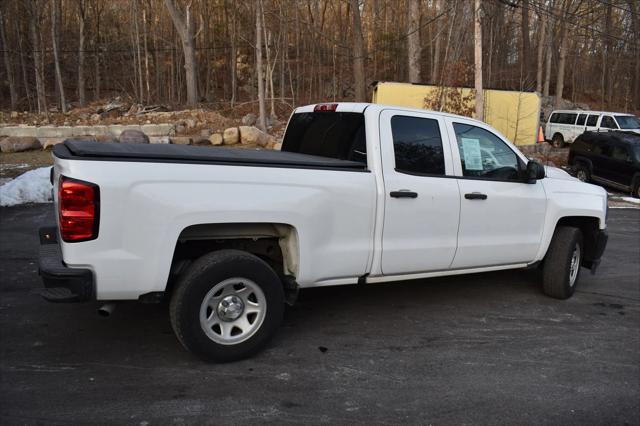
[
  {"left": 552, "top": 133, "right": 565, "bottom": 148},
  {"left": 170, "top": 249, "right": 284, "bottom": 362},
  {"left": 574, "top": 163, "right": 590, "bottom": 182},
  {"left": 542, "top": 226, "right": 583, "bottom": 300}
]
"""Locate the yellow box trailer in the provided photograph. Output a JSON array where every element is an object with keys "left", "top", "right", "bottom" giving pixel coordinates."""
[{"left": 372, "top": 81, "right": 541, "bottom": 146}]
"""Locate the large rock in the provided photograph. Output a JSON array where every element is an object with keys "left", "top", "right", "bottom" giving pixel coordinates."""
[
  {"left": 95, "top": 134, "right": 118, "bottom": 143},
  {"left": 209, "top": 133, "right": 223, "bottom": 146},
  {"left": 170, "top": 136, "right": 193, "bottom": 145},
  {"left": 239, "top": 126, "right": 274, "bottom": 147},
  {"left": 193, "top": 137, "right": 212, "bottom": 146},
  {"left": 223, "top": 127, "right": 240, "bottom": 145},
  {"left": 119, "top": 129, "right": 150, "bottom": 144},
  {"left": 0, "top": 136, "right": 42, "bottom": 153},
  {"left": 41, "top": 138, "right": 66, "bottom": 150}
]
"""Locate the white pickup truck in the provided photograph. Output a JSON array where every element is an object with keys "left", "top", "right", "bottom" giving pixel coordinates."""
[{"left": 39, "top": 103, "right": 608, "bottom": 362}]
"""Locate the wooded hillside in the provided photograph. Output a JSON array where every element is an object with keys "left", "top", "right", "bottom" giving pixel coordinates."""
[{"left": 1, "top": 0, "right": 638, "bottom": 116}]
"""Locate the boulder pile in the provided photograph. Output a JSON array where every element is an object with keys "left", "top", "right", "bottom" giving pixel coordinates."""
[{"left": 0, "top": 125, "right": 281, "bottom": 152}]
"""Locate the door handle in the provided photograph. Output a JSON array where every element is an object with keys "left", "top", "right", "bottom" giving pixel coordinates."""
[
  {"left": 390, "top": 190, "right": 418, "bottom": 199},
  {"left": 464, "top": 192, "right": 488, "bottom": 200}
]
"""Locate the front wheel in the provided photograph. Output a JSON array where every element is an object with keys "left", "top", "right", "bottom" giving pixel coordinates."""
[
  {"left": 170, "top": 249, "right": 285, "bottom": 362},
  {"left": 542, "top": 226, "right": 583, "bottom": 299},
  {"left": 575, "top": 164, "right": 590, "bottom": 182}
]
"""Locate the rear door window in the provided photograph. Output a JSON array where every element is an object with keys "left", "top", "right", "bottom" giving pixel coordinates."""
[
  {"left": 586, "top": 115, "right": 599, "bottom": 126},
  {"left": 611, "top": 146, "right": 631, "bottom": 162},
  {"left": 390, "top": 116, "right": 445, "bottom": 175},
  {"left": 576, "top": 114, "right": 587, "bottom": 126},
  {"left": 592, "top": 141, "right": 612, "bottom": 157},
  {"left": 282, "top": 112, "right": 366, "bottom": 163}
]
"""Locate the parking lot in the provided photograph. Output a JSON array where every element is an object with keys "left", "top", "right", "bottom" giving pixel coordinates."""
[{"left": 0, "top": 204, "right": 638, "bottom": 424}]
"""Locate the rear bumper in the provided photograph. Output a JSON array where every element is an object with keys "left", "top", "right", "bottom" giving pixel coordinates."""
[{"left": 38, "top": 226, "right": 94, "bottom": 303}]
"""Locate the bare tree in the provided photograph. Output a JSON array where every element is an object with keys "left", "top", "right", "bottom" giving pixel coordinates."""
[
  {"left": 407, "top": 0, "right": 421, "bottom": 83},
  {"left": 474, "top": 0, "right": 483, "bottom": 120},
  {"left": 51, "top": 0, "right": 67, "bottom": 113},
  {"left": 256, "top": 0, "right": 267, "bottom": 131},
  {"left": 350, "top": 0, "right": 366, "bottom": 101},
  {"left": 28, "top": 0, "right": 47, "bottom": 114},
  {"left": 0, "top": 9, "right": 18, "bottom": 109},
  {"left": 431, "top": 0, "right": 442, "bottom": 83},
  {"left": 520, "top": 0, "right": 531, "bottom": 82},
  {"left": 76, "top": 0, "right": 86, "bottom": 106},
  {"left": 535, "top": 9, "right": 546, "bottom": 93},
  {"left": 554, "top": 0, "right": 574, "bottom": 108},
  {"left": 164, "top": 0, "right": 198, "bottom": 105}
]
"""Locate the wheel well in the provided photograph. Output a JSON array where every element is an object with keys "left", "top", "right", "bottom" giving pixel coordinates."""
[
  {"left": 166, "top": 223, "right": 299, "bottom": 294},
  {"left": 553, "top": 132, "right": 564, "bottom": 141},
  {"left": 555, "top": 216, "right": 600, "bottom": 266}
]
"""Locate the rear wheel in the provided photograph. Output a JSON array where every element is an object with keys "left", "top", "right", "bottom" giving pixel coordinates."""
[
  {"left": 170, "top": 249, "right": 284, "bottom": 362},
  {"left": 552, "top": 133, "right": 565, "bottom": 148},
  {"left": 542, "top": 226, "right": 583, "bottom": 300},
  {"left": 575, "top": 164, "right": 590, "bottom": 182}
]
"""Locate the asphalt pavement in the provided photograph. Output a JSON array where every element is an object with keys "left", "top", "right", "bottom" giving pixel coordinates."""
[{"left": 0, "top": 204, "right": 638, "bottom": 425}]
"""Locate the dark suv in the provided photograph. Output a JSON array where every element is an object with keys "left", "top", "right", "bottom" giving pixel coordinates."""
[{"left": 568, "top": 131, "right": 640, "bottom": 197}]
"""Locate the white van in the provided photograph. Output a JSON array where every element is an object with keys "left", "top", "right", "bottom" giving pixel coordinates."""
[{"left": 545, "top": 110, "right": 640, "bottom": 147}]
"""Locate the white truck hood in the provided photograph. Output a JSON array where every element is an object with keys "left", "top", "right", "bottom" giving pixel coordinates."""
[{"left": 544, "top": 165, "right": 577, "bottom": 181}]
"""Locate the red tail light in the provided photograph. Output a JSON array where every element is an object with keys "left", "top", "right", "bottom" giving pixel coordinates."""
[
  {"left": 314, "top": 103, "right": 338, "bottom": 112},
  {"left": 58, "top": 176, "right": 100, "bottom": 242}
]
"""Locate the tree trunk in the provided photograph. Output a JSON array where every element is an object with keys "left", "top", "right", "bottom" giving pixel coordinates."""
[
  {"left": 543, "top": 12, "right": 553, "bottom": 97},
  {"left": 143, "top": 5, "right": 150, "bottom": 103},
  {"left": 554, "top": 17, "right": 568, "bottom": 108},
  {"left": 474, "top": 0, "right": 483, "bottom": 120},
  {"left": 77, "top": 1, "right": 86, "bottom": 106},
  {"left": 601, "top": 2, "right": 612, "bottom": 109},
  {"left": 520, "top": 0, "right": 530, "bottom": 83},
  {"left": 163, "top": 0, "right": 198, "bottom": 105},
  {"left": 51, "top": 0, "right": 67, "bottom": 113},
  {"left": 17, "top": 22, "right": 33, "bottom": 110},
  {"left": 29, "top": 1, "right": 47, "bottom": 114},
  {"left": 431, "top": 0, "right": 441, "bottom": 83},
  {"left": 350, "top": 0, "right": 366, "bottom": 102},
  {"left": 535, "top": 11, "right": 546, "bottom": 93},
  {"left": 0, "top": 10, "right": 18, "bottom": 109},
  {"left": 256, "top": 0, "right": 267, "bottom": 131},
  {"left": 93, "top": 0, "right": 102, "bottom": 101},
  {"left": 229, "top": 1, "right": 237, "bottom": 106},
  {"left": 407, "top": 0, "right": 421, "bottom": 83}
]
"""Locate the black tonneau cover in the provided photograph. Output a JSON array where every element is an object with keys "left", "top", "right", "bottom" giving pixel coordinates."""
[{"left": 54, "top": 139, "right": 367, "bottom": 171}]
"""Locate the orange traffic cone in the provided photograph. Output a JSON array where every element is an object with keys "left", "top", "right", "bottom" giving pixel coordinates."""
[{"left": 537, "top": 126, "right": 545, "bottom": 143}]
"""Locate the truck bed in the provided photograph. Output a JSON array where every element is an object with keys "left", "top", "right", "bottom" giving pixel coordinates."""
[{"left": 53, "top": 139, "right": 367, "bottom": 171}]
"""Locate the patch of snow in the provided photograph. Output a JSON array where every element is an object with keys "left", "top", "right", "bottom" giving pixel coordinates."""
[
  {"left": 0, "top": 167, "right": 52, "bottom": 207},
  {"left": 620, "top": 196, "right": 640, "bottom": 205},
  {"left": 0, "top": 163, "right": 29, "bottom": 172}
]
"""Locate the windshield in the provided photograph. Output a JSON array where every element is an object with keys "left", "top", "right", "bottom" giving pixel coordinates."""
[{"left": 615, "top": 115, "right": 640, "bottom": 129}]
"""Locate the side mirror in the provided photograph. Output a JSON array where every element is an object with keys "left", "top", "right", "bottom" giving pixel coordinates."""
[{"left": 526, "top": 161, "right": 545, "bottom": 184}]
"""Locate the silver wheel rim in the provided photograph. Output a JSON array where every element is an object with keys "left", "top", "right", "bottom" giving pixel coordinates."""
[
  {"left": 569, "top": 244, "right": 581, "bottom": 287},
  {"left": 199, "top": 278, "right": 267, "bottom": 345},
  {"left": 576, "top": 170, "right": 587, "bottom": 181}
]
